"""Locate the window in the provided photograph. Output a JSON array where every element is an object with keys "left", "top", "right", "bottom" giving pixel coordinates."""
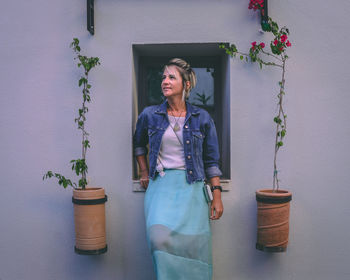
[{"left": 132, "top": 43, "right": 231, "bottom": 191}]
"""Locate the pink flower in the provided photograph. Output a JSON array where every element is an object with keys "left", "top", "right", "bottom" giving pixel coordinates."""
[
  {"left": 260, "top": 42, "right": 265, "bottom": 48},
  {"left": 281, "top": 34, "right": 288, "bottom": 43},
  {"left": 279, "top": 47, "right": 284, "bottom": 52},
  {"left": 273, "top": 39, "right": 279, "bottom": 46},
  {"left": 249, "top": 0, "right": 264, "bottom": 10},
  {"left": 286, "top": 41, "right": 292, "bottom": 47},
  {"left": 251, "top": 41, "right": 257, "bottom": 47}
]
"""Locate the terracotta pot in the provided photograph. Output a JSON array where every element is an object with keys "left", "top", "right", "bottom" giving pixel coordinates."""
[
  {"left": 72, "top": 187, "right": 108, "bottom": 255},
  {"left": 256, "top": 189, "right": 292, "bottom": 252}
]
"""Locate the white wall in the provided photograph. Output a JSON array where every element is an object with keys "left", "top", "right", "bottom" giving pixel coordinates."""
[{"left": 1, "top": 0, "right": 350, "bottom": 279}]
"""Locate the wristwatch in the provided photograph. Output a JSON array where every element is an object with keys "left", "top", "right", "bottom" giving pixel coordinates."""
[{"left": 211, "top": 185, "right": 223, "bottom": 192}]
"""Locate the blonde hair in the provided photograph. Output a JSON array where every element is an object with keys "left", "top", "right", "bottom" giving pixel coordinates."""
[{"left": 164, "top": 58, "right": 197, "bottom": 100}]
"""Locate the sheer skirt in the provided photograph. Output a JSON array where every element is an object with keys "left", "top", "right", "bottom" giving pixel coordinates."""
[{"left": 144, "top": 169, "right": 212, "bottom": 280}]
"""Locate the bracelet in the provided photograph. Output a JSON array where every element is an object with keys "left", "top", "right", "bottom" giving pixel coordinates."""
[
  {"left": 211, "top": 185, "right": 223, "bottom": 192},
  {"left": 140, "top": 178, "right": 149, "bottom": 182}
]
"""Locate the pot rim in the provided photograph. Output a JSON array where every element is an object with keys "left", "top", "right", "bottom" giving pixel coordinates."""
[
  {"left": 256, "top": 188, "right": 292, "bottom": 198},
  {"left": 73, "top": 186, "right": 103, "bottom": 192},
  {"left": 73, "top": 187, "right": 105, "bottom": 200}
]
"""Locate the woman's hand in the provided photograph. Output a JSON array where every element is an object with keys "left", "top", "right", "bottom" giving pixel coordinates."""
[
  {"left": 136, "top": 155, "right": 149, "bottom": 189},
  {"left": 210, "top": 191, "right": 224, "bottom": 220},
  {"left": 208, "top": 176, "right": 223, "bottom": 220},
  {"left": 140, "top": 169, "right": 149, "bottom": 189}
]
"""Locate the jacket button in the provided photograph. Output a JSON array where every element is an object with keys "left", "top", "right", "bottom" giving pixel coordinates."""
[
  {"left": 187, "top": 155, "right": 191, "bottom": 159},
  {"left": 189, "top": 170, "right": 193, "bottom": 174},
  {"left": 186, "top": 140, "right": 190, "bottom": 144}
]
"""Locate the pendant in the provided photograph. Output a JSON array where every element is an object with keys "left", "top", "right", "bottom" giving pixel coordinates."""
[{"left": 173, "top": 123, "right": 180, "bottom": 132}]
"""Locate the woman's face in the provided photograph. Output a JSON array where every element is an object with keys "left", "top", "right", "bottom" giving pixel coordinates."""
[{"left": 161, "top": 66, "right": 184, "bottom": 99}]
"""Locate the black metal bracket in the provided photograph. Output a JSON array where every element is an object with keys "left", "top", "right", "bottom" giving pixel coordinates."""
[
  {"left": 87, "top": 0, "right": 94, "bottom": 35},
  {"left": 261, "top": 0, "right": 269, "bottom": 31}
]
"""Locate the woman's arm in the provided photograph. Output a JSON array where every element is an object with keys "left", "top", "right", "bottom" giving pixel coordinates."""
[
  {"left": 203, "top": 118, "right": 222, "bottom": 179},
  {"left": 209, "top": 177, "right": 224, "bottom": 220},
  {"left": 136, "top": 154, "right": 149, "bottom": 189},
  {"left": 133, "top": 109, "right": 150, "bottom": 189}
]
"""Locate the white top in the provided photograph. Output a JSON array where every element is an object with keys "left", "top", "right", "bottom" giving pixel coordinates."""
[{"left": 156, "top": 116, "right": 186, "bottom": 173}]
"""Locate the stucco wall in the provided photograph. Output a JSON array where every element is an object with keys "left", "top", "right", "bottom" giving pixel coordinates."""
[{"left": 1, "top": 0, "right": 350, "bottom": 279}]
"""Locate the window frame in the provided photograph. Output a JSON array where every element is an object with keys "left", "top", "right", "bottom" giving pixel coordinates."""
[{"left": 132, "top": 43, "right": 231, "bottom": 191}]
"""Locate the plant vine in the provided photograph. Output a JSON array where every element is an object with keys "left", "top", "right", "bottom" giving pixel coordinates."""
[
  {"left": 220, "top": 3, "right": 292, "bottom": 191},
  {"left": 43, "top": 38, "right": 100, "bottom": 189}
]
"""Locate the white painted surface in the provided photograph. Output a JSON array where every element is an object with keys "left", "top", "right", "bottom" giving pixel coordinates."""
[{"left": 1, "top": 0, "right": 350, "bottom": 279}]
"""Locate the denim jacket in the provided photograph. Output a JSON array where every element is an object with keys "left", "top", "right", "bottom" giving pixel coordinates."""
[{"left": 133, "top": 100, "right": 222, "bottom": 184}]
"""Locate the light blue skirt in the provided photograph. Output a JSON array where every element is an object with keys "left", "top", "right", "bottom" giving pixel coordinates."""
[{"left": 144, "top": 169, "right": 212, "bottom": 280}]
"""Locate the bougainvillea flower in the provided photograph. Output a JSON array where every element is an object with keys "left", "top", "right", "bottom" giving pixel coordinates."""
[
  {"left": 286, "top": 41, "right": 292, "bottom": 47},
  {"left": 280, "top": 34, "right": 288, "bottom": 43},
  {"left": 279, "top": 47, "right": 284, "bottom": 52},
  {"left": 260, "top": 42, "right": 265, "bottom": 48},
  {"left": 248, "top": 0, "right": 264, "bottom": 11},
  {"left": 273, "top": 39, "right": 279, "bottom": 46},
  {"left": 251, "top": 41, "right": 257, "bottom": 47}
]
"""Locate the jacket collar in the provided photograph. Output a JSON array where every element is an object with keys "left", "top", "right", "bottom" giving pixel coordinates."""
[{"left": 155, "top": 99, "right": 200, "bottom": 117}]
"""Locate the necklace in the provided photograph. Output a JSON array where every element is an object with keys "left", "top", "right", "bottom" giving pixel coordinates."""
[
  {"left": 168, "top": 106, "right": 184, "bottom": 132},
  {"left": 171, "top": 111, "right": 183, "bottom": 132}
]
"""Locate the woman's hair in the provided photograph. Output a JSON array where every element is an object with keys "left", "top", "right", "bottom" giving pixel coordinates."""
[{"left": 163, "top": 58, "right": 197, "bottom": 100}]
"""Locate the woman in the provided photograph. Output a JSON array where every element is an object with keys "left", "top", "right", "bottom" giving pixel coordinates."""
[{"left": 133, "top": 58, "right": 223, "bottom": 280}]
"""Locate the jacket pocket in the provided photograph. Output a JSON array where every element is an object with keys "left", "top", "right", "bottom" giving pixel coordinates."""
[
  {"left": 148, "top": 128, "right": 158, "bottom": 153},
  {"left": 192, "top": 131, "right": 204, "bottom": 155},
  {"left": 191, "top": 131, "right": 204, "bottom": 176}
]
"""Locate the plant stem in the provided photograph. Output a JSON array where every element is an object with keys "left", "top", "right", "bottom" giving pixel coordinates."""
[
  {"left": 81, "top": 71, "right": 88, "bottom": 189},
  {"left": 261, "top": 49, "right": 283, "bottom": 62},
  {"left": 273, "top": 58, "right": 286, "bottom": 191}
]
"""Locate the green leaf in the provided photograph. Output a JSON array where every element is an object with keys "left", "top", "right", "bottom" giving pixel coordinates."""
[
  {"left": 230, "top": 44, "right": 237, "bottom": 53},
  {"left": 84, "top": 140, "right": 90, "bottom": 148},
  {"left": 240, "top": 55, "right": 243, "bottom": 60},
  {"left": 281, "top": 130, "right": 286, "bottom": 137},
  {"left": 79, "top": 77, "right": 87, "bottom": 87},
  {"left": 274, "top": 117, "right": 282, "bottom": 124}
]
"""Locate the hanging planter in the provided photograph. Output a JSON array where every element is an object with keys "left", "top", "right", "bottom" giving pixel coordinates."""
[
  {"left": 43, "top": 38, "right": 107, "bottom": 255},
  {"left": 221, "top": 1, "right": 293, "bottom": 252},
  {"left": 73, "top": 188, "right": 108, "bottom": 254},
  {"left": 255, "top": 189, "right": 291, "bottom": 252}
]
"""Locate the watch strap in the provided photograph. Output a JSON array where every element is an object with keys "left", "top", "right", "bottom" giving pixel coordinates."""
[{"left": 211, "top": 185, "right": 223, "bottom": 192}]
